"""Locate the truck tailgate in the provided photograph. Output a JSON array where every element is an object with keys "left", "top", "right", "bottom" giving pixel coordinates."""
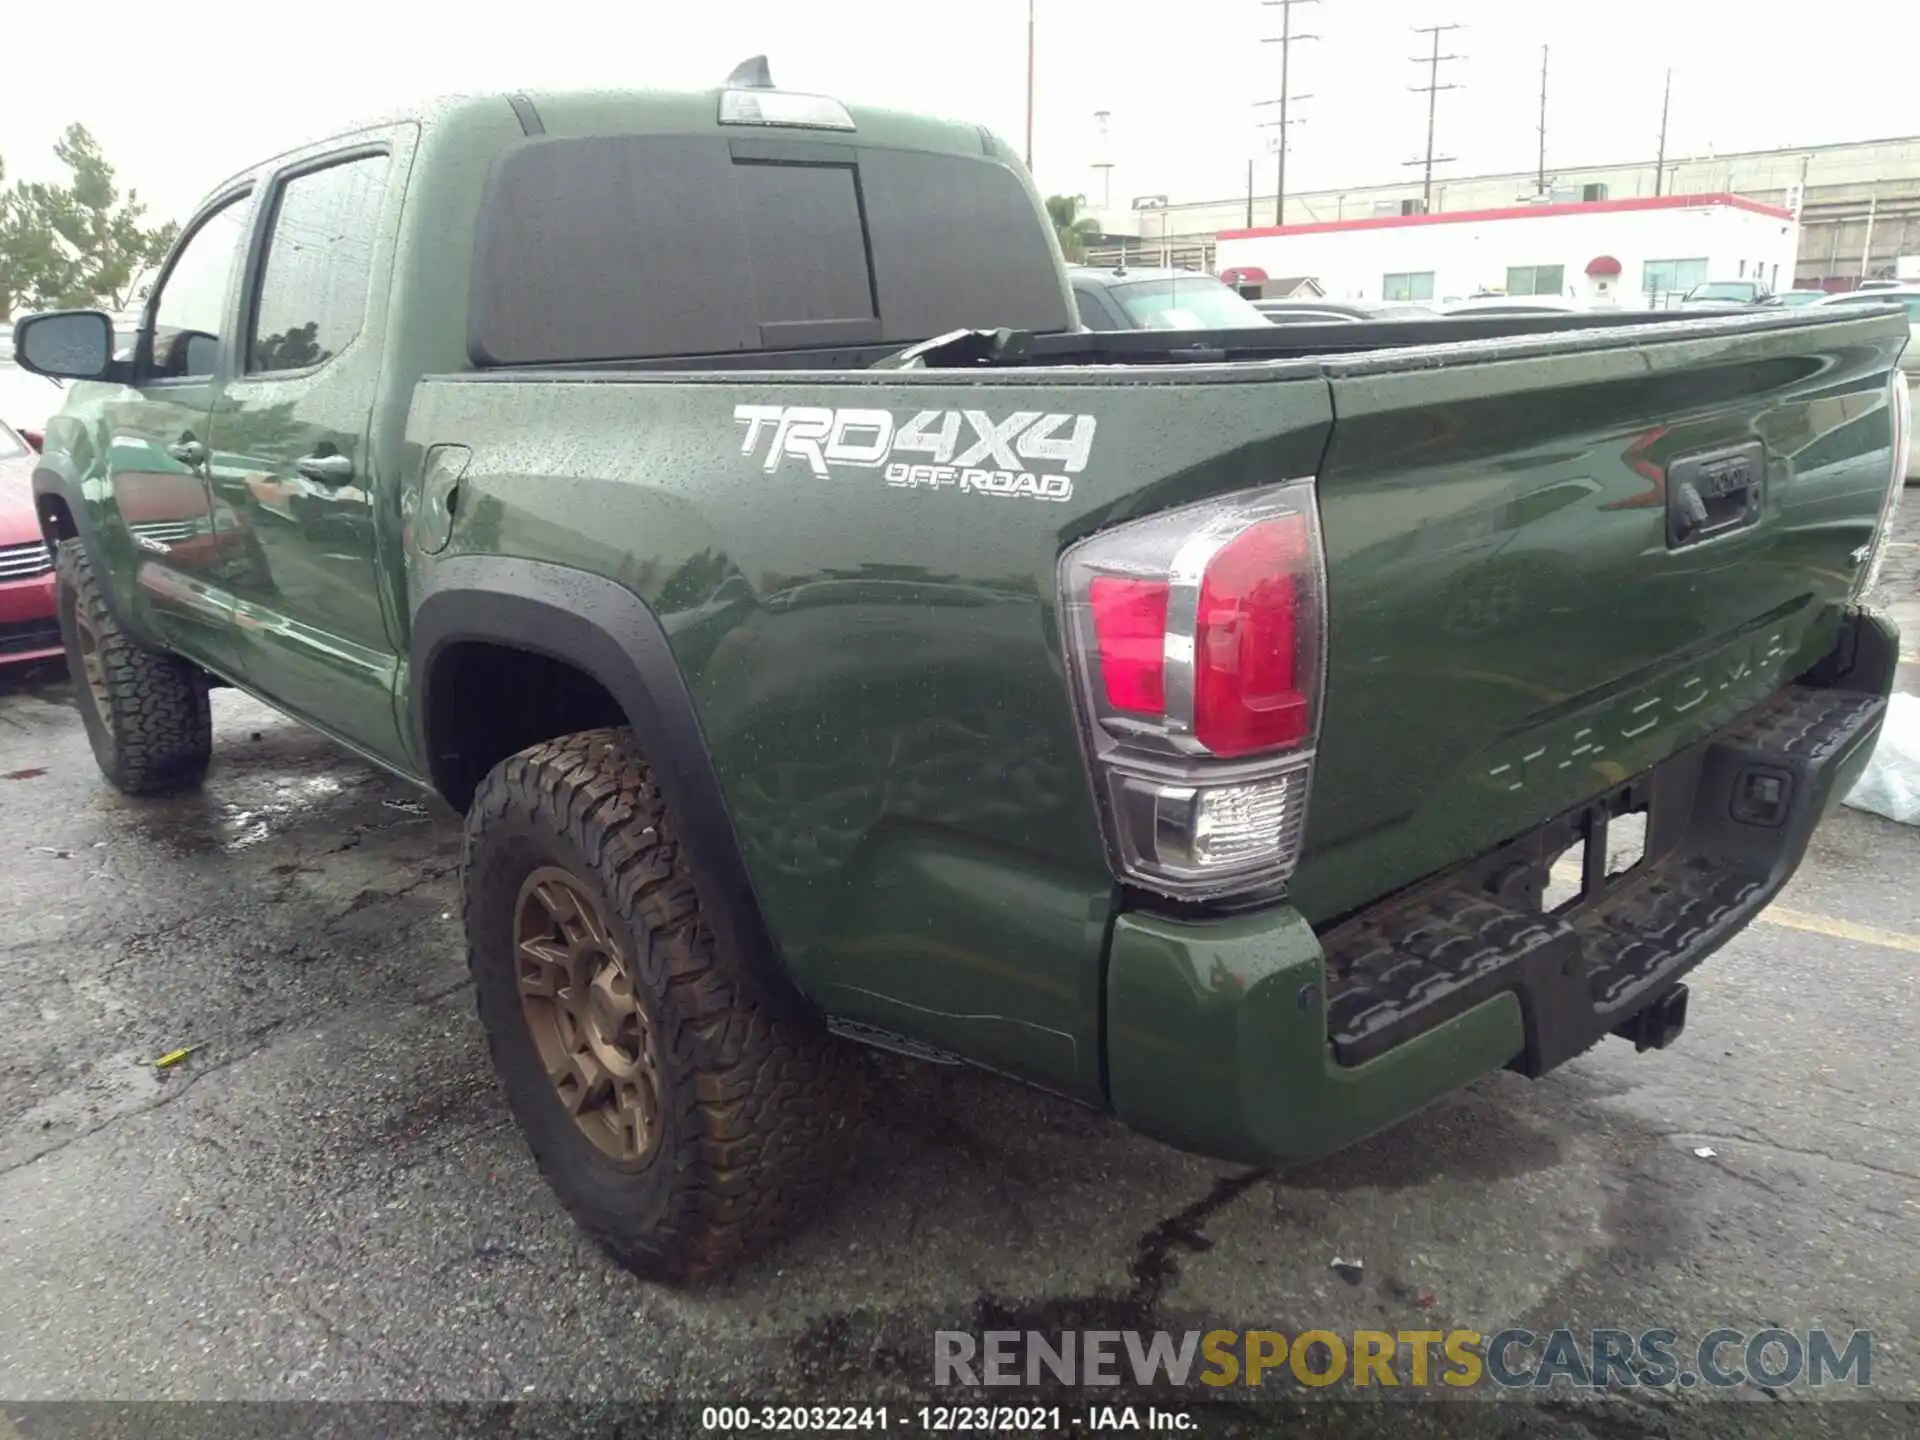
[{"left": 1292, "top": 308, "right": 1907, "bottom": 925}]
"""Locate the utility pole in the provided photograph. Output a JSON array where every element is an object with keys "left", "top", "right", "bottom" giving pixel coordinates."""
[
  {"left": 1653, "top": 68, "right": 1671, "bottom": 197},
  {"left": 1861, "top": 185, "right": 1879, "bottom": 280},
  {"left": 1535, "top": 45, "right": 1549, "bottom": 196},
  {"left": 1404, "top": 23, "right": 1463, "bottom": 209},
  {"left": 1091, "top": 109, "right": 1114, "bottom": 211},
  {"left": 1255, "top": 0, "right": 1319, "bottom": 227},
  {"left": 1025, "top": 0, "right": 1036, "bottom": 171}
]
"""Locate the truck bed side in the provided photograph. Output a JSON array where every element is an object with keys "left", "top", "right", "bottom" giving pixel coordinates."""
[
  {"left": 403, "top": 306, "right": 1905, "bottom": 1100},
  {"left": 404, "top": 365, "right": 1335, "bottom": 1101}
]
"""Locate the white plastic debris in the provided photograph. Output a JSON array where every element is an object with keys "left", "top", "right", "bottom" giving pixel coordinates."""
[
  {"left": 1693, "top": 1146, "right": 1717, "bottom": 1159},
  {"left": 1844, "top": 692, "right": 1920, "bottom": 825}
]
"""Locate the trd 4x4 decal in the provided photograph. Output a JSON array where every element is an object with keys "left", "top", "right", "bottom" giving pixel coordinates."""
[{"left": 733, "top": 405, "right": 1098, "bottom": 503}]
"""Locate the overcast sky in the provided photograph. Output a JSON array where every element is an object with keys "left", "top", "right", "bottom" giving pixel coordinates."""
[{"left": 5, "top": 0, "right": 1916, "bottom": 226}]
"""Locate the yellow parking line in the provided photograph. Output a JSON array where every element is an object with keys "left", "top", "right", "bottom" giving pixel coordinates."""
[
  {"left": 1760, "top": 906, "right": 1920, "bottom": 954},
  {"left": 1549, "top": 861, "right": 1920, "bottom": 953}
]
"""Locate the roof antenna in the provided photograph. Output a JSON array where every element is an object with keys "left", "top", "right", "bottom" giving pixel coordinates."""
[{"left": 727, "top": 55, "right": 774, "bottom": 89}]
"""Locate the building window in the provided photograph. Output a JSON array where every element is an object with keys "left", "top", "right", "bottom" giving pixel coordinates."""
[
  {"left": 1506, "top": 264, "right": 1565, "bottom": 297},
  {"left": 1642, "top": 257, "right": 1709, "bottom": 299},
  {"left": 1384, "top": 271, "right": 1435, "bottom": 302}
]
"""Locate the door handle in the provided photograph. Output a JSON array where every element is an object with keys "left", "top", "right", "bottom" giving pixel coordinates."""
[
  {"left": 167, "top": 439, "right": 208, "bottom": 466},
  {"left": 295, "top": 453, "right": 355, "bottom": 484}
]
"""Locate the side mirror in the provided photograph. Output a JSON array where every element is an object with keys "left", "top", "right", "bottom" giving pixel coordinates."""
[
  {"left": 12, "top": 311, "right": 115, "bottom": 381},
  {"left": 152, "top": 327, "right": 220, "bottom": 380},
  {"left": 183, "top": 334, "right": 220, "bottom": 376}
]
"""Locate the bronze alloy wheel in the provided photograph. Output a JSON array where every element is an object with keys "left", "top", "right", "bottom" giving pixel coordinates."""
[
  {"left": 513, "top": 866, "right": 665, "bottom": 1166},
  {"left": 467, "top": 728, "right": 867, "bottom": 1280},
  {"left": 71, "top": 602, "right": 115, "bottom": 737}
]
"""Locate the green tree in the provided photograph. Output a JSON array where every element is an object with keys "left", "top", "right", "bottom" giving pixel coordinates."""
[
  {"left": 0, "top": 124, "right": 177, "bottom": 316},
  {"left": 1045, "top": 194, "right": 1100, "bottom": 264}
]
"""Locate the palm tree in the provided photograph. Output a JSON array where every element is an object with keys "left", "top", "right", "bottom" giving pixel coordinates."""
[{"left": 1045, "top": 194, "right": 1101, "bottom": 264}]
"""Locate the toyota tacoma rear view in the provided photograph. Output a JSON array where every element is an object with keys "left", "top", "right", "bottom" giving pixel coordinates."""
[{"left": 13, "top": 63, "right": 1912, "bottom": 1282}]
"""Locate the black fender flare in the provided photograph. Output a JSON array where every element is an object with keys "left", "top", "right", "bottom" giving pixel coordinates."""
[
  {"left": 410, "top": 556, "right": 805, "bottom": 1011},
  {"left": 30, "top": 465, "right": 140, "bottom": 636}
]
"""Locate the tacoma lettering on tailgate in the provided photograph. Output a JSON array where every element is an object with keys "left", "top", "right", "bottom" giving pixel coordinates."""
[{"left": 1487, "top": 625, "right": 1796, "bottom": 793}]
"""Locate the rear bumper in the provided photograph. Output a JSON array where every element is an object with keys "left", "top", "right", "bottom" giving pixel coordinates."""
[
  {"left": 0, "top": 572, "right": 61, "bottom": 666},
  {"left": 1105, "top": 609, "right": 1896, "bottom": 1166}
]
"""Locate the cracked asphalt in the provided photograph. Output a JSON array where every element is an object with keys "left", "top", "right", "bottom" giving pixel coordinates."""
[{"left": 1, "top": 526, "right": 1918, "bottom": 1438}]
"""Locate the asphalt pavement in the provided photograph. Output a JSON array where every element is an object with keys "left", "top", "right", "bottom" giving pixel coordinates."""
[{"left": 1, "top": 521, "right": 1917, "bottom": 1438}]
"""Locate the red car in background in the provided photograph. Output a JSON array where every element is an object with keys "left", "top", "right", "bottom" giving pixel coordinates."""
[{"left": 0, "top": 415, "right": 61, "bottom": 668}]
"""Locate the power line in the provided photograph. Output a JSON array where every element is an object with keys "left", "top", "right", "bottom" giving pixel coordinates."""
[
  {"left": 1404, "top": 22, "right": 1464, "bottom": 209},
  {"left": 1254, "top": 0, "right": 1318, "bottom": 227}
]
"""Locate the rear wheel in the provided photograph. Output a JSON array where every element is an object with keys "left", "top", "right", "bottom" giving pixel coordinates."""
[
  {"left": 54, "top": 540, "right": 212, "bottom": 796},
  {"left": 463, "top": 727, "right": 865, "bottom": 1281}
]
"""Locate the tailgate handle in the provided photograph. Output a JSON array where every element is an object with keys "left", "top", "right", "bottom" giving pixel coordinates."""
[{"left": 1666, "top": 442, "right": 1764, "bottom": 549}]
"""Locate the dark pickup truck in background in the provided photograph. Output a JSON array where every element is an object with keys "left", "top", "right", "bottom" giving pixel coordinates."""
[
  {"left": 14, "top": 62, "right": 1912, "bottom": 1282},
  {"left": 1067, "top": 264, "right": 1273, "bottom": 330}
]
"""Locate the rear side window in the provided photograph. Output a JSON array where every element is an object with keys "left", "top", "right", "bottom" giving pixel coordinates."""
[
  {"left": 735, "top": 161, "right": 874, "bottom": 328},
  {"left": 249, "top": 152, "right": 390, "bottom": 374},
  {"left": 469, "top": 133, "right": 1068, "bottom": 366}
]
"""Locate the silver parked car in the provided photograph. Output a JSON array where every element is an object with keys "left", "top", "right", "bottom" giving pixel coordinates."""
[{"left": 1815, "top": 285, "right": 1920, "bottom": 482}]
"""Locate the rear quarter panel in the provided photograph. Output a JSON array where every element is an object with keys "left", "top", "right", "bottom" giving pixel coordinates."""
[{"left": 405, "top": 368, "right": 1332, "bottom": 1100}]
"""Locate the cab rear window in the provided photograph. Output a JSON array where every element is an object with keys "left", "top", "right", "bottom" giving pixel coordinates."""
[{"left": 469, "top": 133, "right": 1069, "bottom": 365}]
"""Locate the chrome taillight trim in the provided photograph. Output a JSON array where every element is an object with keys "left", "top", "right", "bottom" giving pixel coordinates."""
[{"left": 1057, "top": 477, "right": 1326, "bottom": 902}]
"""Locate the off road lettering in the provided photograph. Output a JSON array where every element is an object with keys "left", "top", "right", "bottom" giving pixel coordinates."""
[{"left": 734, "top": 403, "right": 1096, "bottom": 502}]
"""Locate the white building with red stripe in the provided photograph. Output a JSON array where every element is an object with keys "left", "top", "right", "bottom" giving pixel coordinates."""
[{"left": 1213, "top": 193, "right": 1800, "bottom": 307}]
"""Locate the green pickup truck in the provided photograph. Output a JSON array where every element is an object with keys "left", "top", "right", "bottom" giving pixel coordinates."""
[{"left": 14, "top": 65, "right": 1912, "bottom": 1283}]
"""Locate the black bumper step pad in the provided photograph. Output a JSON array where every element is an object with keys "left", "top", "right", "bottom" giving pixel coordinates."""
[{"left": 1320, "top": 684, "right": 1885, "bottom": 1075}]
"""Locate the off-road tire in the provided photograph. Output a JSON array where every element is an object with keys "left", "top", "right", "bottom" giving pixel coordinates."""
[
  {"left": 54, "top": 539, "right": 213, "bottom": 796},
  {"left": 464, "top": 727, "right": 866, "bottom": 1282}
]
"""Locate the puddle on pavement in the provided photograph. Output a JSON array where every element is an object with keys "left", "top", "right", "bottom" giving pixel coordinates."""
[
  {"left": 220, "top": 774, "right": 352, "bottom": 849},
  {"left": 129, "top": 764, "right": 426, "bottom": 858},
  {"left": 1, "top": 1048, "right": 173, "bottom": 1172}
]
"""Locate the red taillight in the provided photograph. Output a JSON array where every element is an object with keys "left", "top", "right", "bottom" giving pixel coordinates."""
[
  {"left": 21, "top": 429, "right": 44, "bottom": 453},
  {"left": 1193, "top": 514, "right": 1309, "bottom": 756},
  {"left": 1060, "top": 481, "right": 1325, "bottom": 901},
  {"left": 1090, "top": 576, "right": 1170, "bottom": 714}
]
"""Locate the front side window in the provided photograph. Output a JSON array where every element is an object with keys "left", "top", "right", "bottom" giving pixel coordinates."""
[
  {"left": 1506, "top": 264, "right": 1565, "bottom": 297},
  {"left": 248, "top": 153, "right": 390, "bottom": 375},
  {"left": 1384, "top": 271, "right": 1435, "bottom": 302},
  {"left": 148, "top": 193, "right": 253, "bottom": 380}
]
